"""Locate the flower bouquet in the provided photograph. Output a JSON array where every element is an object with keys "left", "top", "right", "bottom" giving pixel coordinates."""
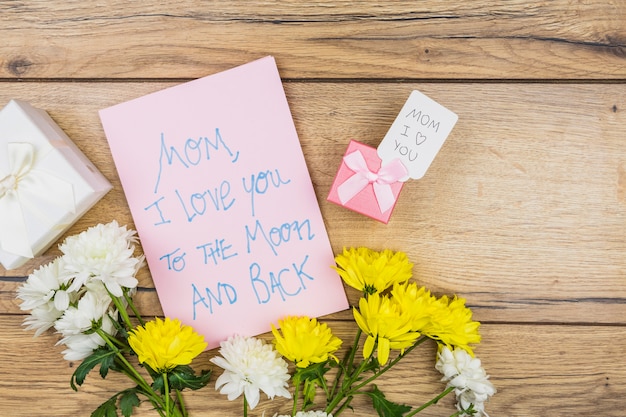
[
  {"left": 210, "top": 247, "right": 496, "bottom": 417},
  {"left": 17, "top": 221, "right": 211, "bottom": 417},
  {"left": 17, "top": 222, "right": 495, "bottom": 417}
]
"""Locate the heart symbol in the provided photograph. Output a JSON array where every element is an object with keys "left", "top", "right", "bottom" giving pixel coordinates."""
[{"left": 415, "top": 132, "right": 427, "bottom": 145}]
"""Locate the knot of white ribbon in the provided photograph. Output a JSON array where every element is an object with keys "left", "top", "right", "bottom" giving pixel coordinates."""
[
  {"left": 0, "top": 174, "right": 18, "bottom": 197},
  {"left": 0, "top": 142, "right": 75, "bottom": 258},
  {"left": 337, "top": 150, "right": 408, "bottom": 214}
]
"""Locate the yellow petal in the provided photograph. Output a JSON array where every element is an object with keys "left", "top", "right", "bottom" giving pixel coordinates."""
[
  {"left": 363, "top": 335, "right": 376, "bottom": 359},
  {"left": 378, "top": 337, "right": 390, "bottom": 365}
]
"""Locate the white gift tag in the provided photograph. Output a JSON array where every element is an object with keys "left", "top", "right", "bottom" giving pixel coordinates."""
[{"left": 377, "top": 90, "right": 458, "bottom": 180}]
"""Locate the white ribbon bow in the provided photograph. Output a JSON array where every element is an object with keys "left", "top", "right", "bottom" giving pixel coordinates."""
[{"left": 0, "top": 142, "right": 75, "bottom": 258}]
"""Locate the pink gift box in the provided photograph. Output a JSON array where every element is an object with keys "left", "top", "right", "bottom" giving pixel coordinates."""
[{"left": 327, "top": 140, "right": 406, "bottom": 224}]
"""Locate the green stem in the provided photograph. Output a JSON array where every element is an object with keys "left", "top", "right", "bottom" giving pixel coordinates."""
[
  {"left": 124, "top": 288, "right": 145, "bottom": 326},
  {"left": 113, "top": 366, "right": 172, "bottom": 417},
  {"left": 176, "top": 389, "right": 187, "bottom": 417},
  {"left": 329, "top": 327, "right": 362, "bottom": 401},
  {"left": 292, "top": 375, "right": 301, "bottom": 415},
  {"left": 318, "top": 372, "right": 330, "bottom": 399},
  {"left": 96, "top": 329, "right": 164, "bottom": 409},
  {"left": 325, "top": 356, "right": 371, "bottom": 414},
  {"left": 112, "top": 365, "right": 163, "bottom": 413},
  {"left": 105, "top": 333, "right": 127, "bottom": 349},
  {"left": 326, "top": 335, "right": 429, "bottom": 416},
  {"left": 163, "top": 373, "right": 170, "bottom": 417},
  {"left": 332, "top": 395, "right": 354, "bottom": 417},
  {"left": 243, "top": 396, "right": 248, "bottom": 417},
  {"left": 152, "top": 400, "right": 167, "bottom": 417},
  {"left": 107, "top": 289, "right": 134, "bottom": 330},
  {"left": 345, "top": 328, "right": 362, "bottom": 375},
  {"left": 405, "top": 385, "right": 455, "bottom": 416},
  {"left": 352, "top": 336, "right": 428, "bottom": 392}
]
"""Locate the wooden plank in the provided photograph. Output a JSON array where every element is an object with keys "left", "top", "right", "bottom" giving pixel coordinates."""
[
  {"left": 6, "top": 281, "right": 626, "bottom": 327},
  {"left": 0, "top": 82, "right": 624, "bottom": 325},
  {"left": 1, "top": 1, "right": 625, "bottom": 79},
  {"left": 0, "top": 316, "right": 623, "bottom": 416}
]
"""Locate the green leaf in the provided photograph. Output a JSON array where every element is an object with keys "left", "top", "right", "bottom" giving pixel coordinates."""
[
  {"left": 457, "top": 403, "right": 477, "bottom": 416},
  {"left": 71, "top": 346, "right": 118, "bottom": 391},
  {"left": 89, "top": 389, "right": 141, "bottom": 417},
  {"left": 302, "top": 378, "right": 317, "bottom": 409},
  {"left": 110, "top": 312, "right": 129, "bottom": 337},
  {"left": 168, "top": 365, "right": 212, "bottom": 391},
  {"left": 119, "top": 389, "right": 141, "bottom": 417},
  {"left": 361, "top": 356, "right": 380, "bottom": 374},
  {"left": 99, "top": 348, "right": 117, "bottom": 379},
  {"left": 293, "top": 361, "right": 332, "bottom": 408},
  {"left": 151, "top": 373, "right": 165, "bottom": 394},
  {"left": 90, "top": 397, "right": 118, "bottom": 417},
  {"left": 296, "top": 361, "right": 331, "bottom": 382},
  {"left": 364, "top": 385, "right": 411, "bottom": 417}
]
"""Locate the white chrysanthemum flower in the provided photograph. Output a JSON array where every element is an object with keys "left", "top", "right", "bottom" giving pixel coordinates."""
[
  {"left": 54, "top": 290, "right": 115, "bottom": 337},
  {"left": 274, "top": 412, "right": 332, "bottom": 417},
  {"left": 22, "top": 303, "right": 64, "bottom": 336},
  {"left": 210, "top": 335, "right": 291, "bottom": 409},
  {"left": 58, "top": 310, "right": 118, "bottom": 361},
  {"left": 17, "top": 257, "right": 72, "bottom": 312},
  {"left": 17, "top": 258, "right": 74, "bottom": 335},
  {"left": 60, "top": 220, "right": 143, "bottom": 297},
  {"left": 435, "top": 346, "right": 496, "bottom": 417}
]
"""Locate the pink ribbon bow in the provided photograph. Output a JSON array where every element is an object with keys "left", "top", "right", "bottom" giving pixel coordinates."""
[{"left": 337, "top": 150, "right": 408, "bottom": 213}]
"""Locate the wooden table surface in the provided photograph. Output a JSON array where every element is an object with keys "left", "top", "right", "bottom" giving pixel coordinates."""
[{"left": 1, "top": 1, "right": 625, "bottom": 416}]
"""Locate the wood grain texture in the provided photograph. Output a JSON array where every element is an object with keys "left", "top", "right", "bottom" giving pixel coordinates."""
[
  {"left": 1, "top": 316, "right": 623, "bottom": 417},
  {"left": 1, "top": 0, "right": 625, "bottom": 79},
  {"left": 2, "top": 2, "right": 626, "bottom": 416}
]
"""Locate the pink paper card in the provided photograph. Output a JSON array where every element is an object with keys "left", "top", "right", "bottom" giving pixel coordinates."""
[{"left": 99, "top": 56, "right": 348, "bottom": 349}]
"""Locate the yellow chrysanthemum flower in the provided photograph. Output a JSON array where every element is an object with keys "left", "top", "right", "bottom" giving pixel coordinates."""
[
  {"left": 333, "top": 247, "right": 413, "bottom": 295},
  {"left": 272, "top": 316, "right": 342, "bottom": 368},
  {"left": 128, "top": 317, "right": 207, "bottom": 372},
  {"left": 390, "top": 281, "right": 439, "bottom": 332},
  {"left": 421, "top": 295, "right": 481, "bottom": 356},
  {"left": 353, "top": 293, "right": 420, "bottom": 365}
]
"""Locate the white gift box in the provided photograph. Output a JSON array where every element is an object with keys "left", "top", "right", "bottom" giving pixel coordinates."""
[{"left": 0, "top": 100, "right": 112, "bottom": 270}]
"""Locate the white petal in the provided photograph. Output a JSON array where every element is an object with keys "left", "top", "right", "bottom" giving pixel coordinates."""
[
  {"left": 214, "top": 372, "right": 235, "bottom": 390},
  {"left": 116, "top": 276, "right": 138, "bottom": 289},
  {"left": 244, "top": 384, "right": 260, "bottom": 409},
  {"left": 54, "top": 290, "right": 70, "bottom": 311},
  {"left": 104, "top": 281, "right": 123, "bottom": 297}
]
